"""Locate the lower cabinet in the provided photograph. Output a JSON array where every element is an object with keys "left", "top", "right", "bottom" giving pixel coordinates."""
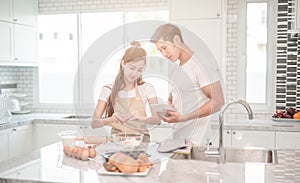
[
  {"left": 33, "top": 123, "right": 110, "bottom": 149},
  {"left": 0, "top": 129, "right": 10, "bottom": 162},
  {"left": 33, "top": 123, "right": 77, "bottom": 149},
  {"left": 229, "top": 130, "right": 275, "bottom": 148},
  {"left": 209, "top": 128, "right": 275, "bottom": 148},
  {"left": 275, "top": 131, "right": 300, "bottom": 149},
  {"left": 9, "top": 125, "right": 33, "bottom": 158},
  {"left": 0, "top": 124, "right": 33, "bottom": 161}
]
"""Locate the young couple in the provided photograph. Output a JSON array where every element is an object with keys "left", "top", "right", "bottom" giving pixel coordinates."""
[{"left": 91, "top": 23, "right": 225, "bottom": 146}]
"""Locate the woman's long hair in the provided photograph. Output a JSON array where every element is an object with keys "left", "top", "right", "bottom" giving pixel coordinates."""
[{"left": 105, "top": 41, "right": 146, "bottom": 117}]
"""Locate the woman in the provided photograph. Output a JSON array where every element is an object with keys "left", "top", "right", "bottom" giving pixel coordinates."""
[{"left": 91, "top": 41, "right": 161, "bottom": 143}]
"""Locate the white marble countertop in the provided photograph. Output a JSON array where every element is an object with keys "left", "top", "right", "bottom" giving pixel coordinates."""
[
  {"left": 0, "top": 142, "right": 299, "bottom": 183},
  {"left": 1, "top": 113, "right": 300, "bottom": 132}
]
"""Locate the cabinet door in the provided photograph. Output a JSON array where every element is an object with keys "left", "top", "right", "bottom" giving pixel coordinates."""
[
  {"left": 14, "top": 24, "right": 37, "bottom": 63},
  {"left": 0, "top": 0, "right": 12, "bottom": 22},
  {"left": 9, "top": 125, "right": 33, "bottom": 159},
  {"left": 13, "top": 0, "right": 37, "bottom": 26},
  {"left": 0, "top": 21, "right": 13, "bottom": 61},
  {"left": 33, "top": 123, "right": 78, "bottom": 149},
  {"left": 170, "top": 0, "right": 222, "bottom": 20},
  {"left": 172, "top": 19, "right": 223, "bottom": 70},
  {"left": 0, "top": 129, "right": 10, "bottom": 162},
  {"left": 276, "top": 131, "right": 300, "bottom": 149},
  {"left": 231, "top": 130, "right": 275, "bottom": 148}
]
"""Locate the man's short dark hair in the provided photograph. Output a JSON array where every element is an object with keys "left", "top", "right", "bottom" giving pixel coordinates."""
[{"left": 151, "top": 23, "right": 184, "bottom": 43}]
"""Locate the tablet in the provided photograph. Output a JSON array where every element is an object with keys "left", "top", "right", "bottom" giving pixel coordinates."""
[{"left": 150, "top": 104, "right": 176, "bottom": 113}]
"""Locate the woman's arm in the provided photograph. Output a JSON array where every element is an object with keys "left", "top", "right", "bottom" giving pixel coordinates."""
[
  {"left": 91, "top": 100, "right": 108, "bottom": 128},
  {"left": 145, "top": 96, "right": 162, "bottom": 125}
]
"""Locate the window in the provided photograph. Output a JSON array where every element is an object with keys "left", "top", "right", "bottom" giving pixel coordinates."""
[
  {"left": 37, "top": 10, "right": 168, "bottom": 108},
  {"left": 37, "top": 14, "right": 78, "bottom": 104},
  {"left": 238, "top": 0, "right": 276, "bottom": 112}
]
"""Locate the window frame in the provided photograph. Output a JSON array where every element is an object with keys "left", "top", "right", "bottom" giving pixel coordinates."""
[
  {"left": 237, "top": 0, "right": 277, "bottom": 113},
  {"left": 34, "top": 9, "right": 169, "bottom": 110}
]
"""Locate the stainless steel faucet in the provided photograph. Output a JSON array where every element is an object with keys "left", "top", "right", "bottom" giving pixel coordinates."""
[{"left": 205, "top": 99, "right": 253, "bottom": 161}]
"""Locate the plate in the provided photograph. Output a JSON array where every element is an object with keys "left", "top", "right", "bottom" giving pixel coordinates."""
[
  {"left": 97, "top": 166, "right": 152, "bottom": 176},
  {"left": 150, "top": 104, "right": 175, "bottom": 113},
  {"left": 272, "top": 118, "right": 300, "bottom": 122}
]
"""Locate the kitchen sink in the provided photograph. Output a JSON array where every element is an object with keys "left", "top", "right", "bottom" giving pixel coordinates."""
[
  {"left": 171, "top": 147, "right": 277, "bottom": 164},
  {"left": 63, "top": 115, "right": 92, "bottom": 119}
]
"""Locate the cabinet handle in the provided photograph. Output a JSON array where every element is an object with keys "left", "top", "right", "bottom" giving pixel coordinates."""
[
  {"left": 12, "top": 128, "right": 17, "bottom": 132},
  {"left": 232, "top": 131, "right": 236, "bottom": 135},
  {"left": 217, "top": 13, "right": 220, "bottom": 17},
  {"left": 13, "top": 18, "right": 18, "bottom": 22},
  {"left": 227, "top": 131, "right": 230, "bottom": 134},
  {"left": 14, "top": 57, "right": 18, "bottom": 61}
]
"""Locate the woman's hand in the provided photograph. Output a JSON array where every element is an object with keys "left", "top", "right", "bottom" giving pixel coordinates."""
[{"left": 111, "top": 113, "right": 131, "bottom": 124}]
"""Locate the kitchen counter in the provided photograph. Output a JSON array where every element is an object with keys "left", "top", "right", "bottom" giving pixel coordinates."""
[
  {"left": 0, "top": 142, "right": 299, "bottom": 182},
  {"left": 1, "top": 113, "right": 300, "bottom": 132}
]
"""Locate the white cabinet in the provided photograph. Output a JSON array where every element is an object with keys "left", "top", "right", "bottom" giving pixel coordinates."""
[
  {"left": 213, "top": 129, "right": 275, "bottom": 148},
  {"left": 276, "top": 131, "right": 300, "bottom": 149},
  {"left": 33, "top": 123, "right": 78, "bottom": 149},
  {"left": 169, "top": 0, "right": 225, "bottom": 74},
  {"left": 0, "top": 0, "right": 12, "bottom": 22},
  {"left": 13, "top": 0, "right": 37, "bottom": 26},
  {"left": 170, "top": 0, "right": 222, "bottom": 20},
  {"left": 0, "top": 0, "right": 37, "bottom": 65},
  {"left": 14, "top": 24, "right": 37, "bottom": 63},
  {"left": 0, "top": 125, "right": 33, "bottom": 161},
  {"left": 230, "top": 130, "right": 275, "bottom": 148},
  {"left": 0, "top": 21, "right": 13, "bottom": 61},
  {"left": 0, "top": 128, "right": 10, "bottom": 162},
  {"left": 0, "top": 0, "right": 37, "bottom": 26},
  {"left": 9, "top": 125, "right": 33, "bottom": 158},
  {"left": 173, "top": 19, "right": 223, "bottom": 67}
]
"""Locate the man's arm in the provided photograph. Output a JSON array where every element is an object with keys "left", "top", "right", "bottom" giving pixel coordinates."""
[{"left": 161, "top": 81, "right": 224, "bottom": 123}]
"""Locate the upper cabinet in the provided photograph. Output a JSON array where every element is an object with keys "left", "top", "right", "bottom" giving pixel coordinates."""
[
  {"left": 0, "top": 0, "right": 38, "bottom": 65},
  {"left": 169, "top": 0, "right": 225, "bottom": 74},
  {"left": 0, "top": 0, "right": 37, "bottom": 26},
  {"left": 0, "top": 0, "right": 12, "bottom": 22},
  {"left": 13, "top": 0, "right": 37, "bottom": 26},
  {"left": 170, "top": 0, "right": 222, "bottom": 20}
]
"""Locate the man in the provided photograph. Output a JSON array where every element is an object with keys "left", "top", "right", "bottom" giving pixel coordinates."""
[{"left": 151, "top": 23, "right": 225, "bottom": 146}]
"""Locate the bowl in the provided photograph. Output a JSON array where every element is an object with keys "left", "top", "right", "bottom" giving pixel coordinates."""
[
  {"left": 112, "top": 133, "right": 144, "bottom": 146},
  {"left": 58, "top": 130, "right": 77, "bottom": 147}
]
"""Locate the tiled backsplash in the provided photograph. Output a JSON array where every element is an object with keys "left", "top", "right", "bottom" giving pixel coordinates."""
[
  {"left": 276, "top": 0, "right": 300, "bottom": 111},
  {"left": 38, "top": 0, "right": 168, "bottom": 13},
  {"left": 0, "top": 66, "right": 36, "bottom": 111}
]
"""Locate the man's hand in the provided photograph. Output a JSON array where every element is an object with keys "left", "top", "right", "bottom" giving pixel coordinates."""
[{"left": 160, "top": 110, "right": 182, "bottom": 123}]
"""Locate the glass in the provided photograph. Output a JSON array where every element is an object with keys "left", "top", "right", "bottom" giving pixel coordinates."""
[
  {"left": 246, "top": 3, "right": 268, "bottom": 103},
  {"left": 58, "top": 130, "right": 77, "bottom": 147}
]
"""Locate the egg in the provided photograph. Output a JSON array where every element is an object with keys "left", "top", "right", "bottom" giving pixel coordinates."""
[
  {"left": 88, "top": 148, "right": 96, "bottom": 158},
  {"left": 81, "top": 149, "right": 89, "bottom": 161}
]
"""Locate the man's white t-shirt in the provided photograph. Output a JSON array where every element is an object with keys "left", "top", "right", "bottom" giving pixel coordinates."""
[{"left": 169, "top": 52, "right": 222, "bottom": 146}]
